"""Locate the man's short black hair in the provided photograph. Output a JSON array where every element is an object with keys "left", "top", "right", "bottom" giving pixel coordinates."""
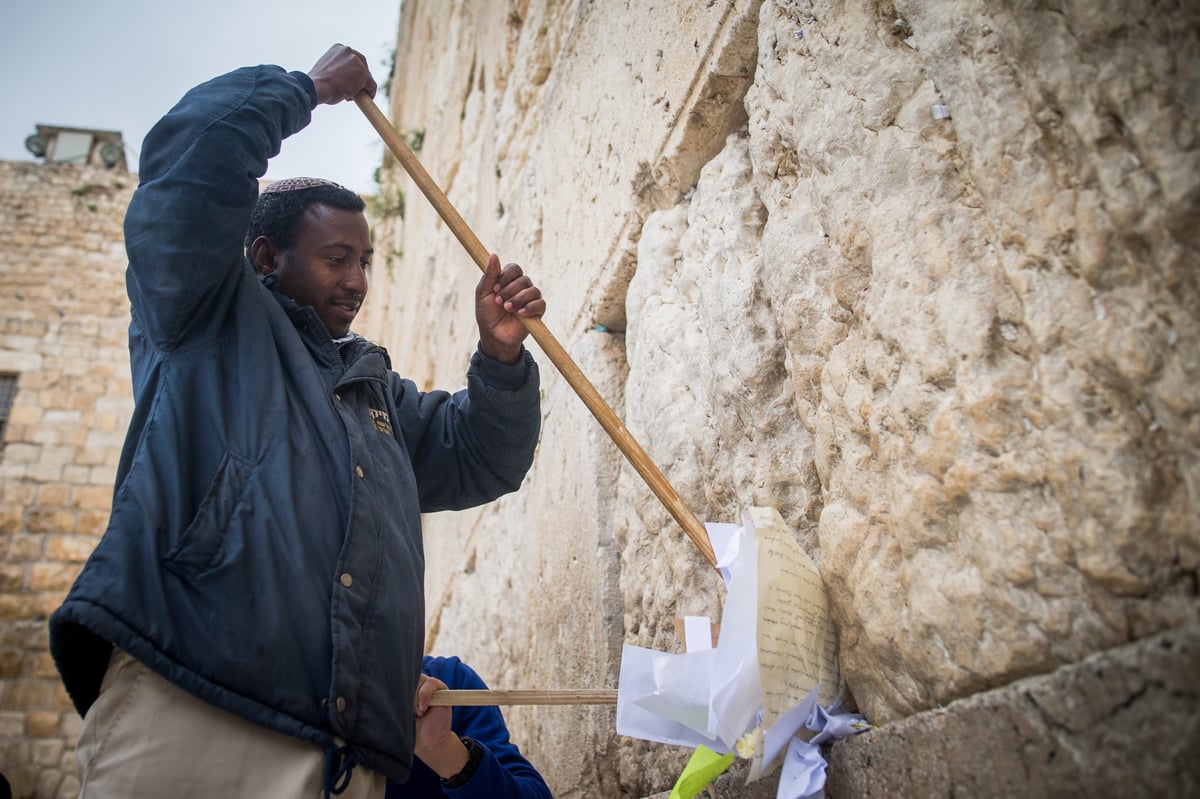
[{"left": 244, "top": 182, "right": 366, "bottom": 253}]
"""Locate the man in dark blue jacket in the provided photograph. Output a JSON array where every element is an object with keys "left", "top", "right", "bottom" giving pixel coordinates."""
[{"left": 48, "top": 44, "right": 543, "bottom": 797}]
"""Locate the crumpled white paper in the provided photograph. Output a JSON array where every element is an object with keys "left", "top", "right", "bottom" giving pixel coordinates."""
[{"left": 615, "top": 515, "right": 870, "bottom": 798}]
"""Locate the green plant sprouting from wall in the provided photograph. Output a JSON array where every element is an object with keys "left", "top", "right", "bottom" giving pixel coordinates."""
[
  {"left": 399, "top": 127, "right": 425, "bottom": 153},
  {"left": 369, "top": 187, "right": 406, "bottom": 220}
]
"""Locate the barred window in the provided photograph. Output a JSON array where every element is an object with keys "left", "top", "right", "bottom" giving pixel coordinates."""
[{"left": 0, "top": 373, "right": 17, "bottom": 453}]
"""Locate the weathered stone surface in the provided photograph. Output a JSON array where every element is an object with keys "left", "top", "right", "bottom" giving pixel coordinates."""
[
  {"left": 376, "top": 1, "right": 1198, "bottom": 797},
  {"left": 826, "top": 624, "right": 1200, "bottom": 798},
  {"left": 374, "top": 2, "right": 770, "bottom": 795},
  {"left": 2, "top": 0, "right": 1195, "bottom": 796},
  {"left": 739, "top": 0, "right": 1200, "bottom": 725}
]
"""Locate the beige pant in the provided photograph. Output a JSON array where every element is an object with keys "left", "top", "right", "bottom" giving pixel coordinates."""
[{"left": 76, "top": 648, "right": 385, "bottom": 798}]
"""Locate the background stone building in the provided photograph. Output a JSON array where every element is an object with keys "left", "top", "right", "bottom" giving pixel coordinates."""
[
  {"left": 1, "top": 1, "right": 1197, "bottom": 797},
  {"left": 0, "top": 160, "right": 134, "bottom": 796}
]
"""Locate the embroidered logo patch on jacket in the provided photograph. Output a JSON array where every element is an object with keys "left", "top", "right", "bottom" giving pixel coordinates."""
[{"left": 369, "top": 407, "right": 394, "bottom": 436}]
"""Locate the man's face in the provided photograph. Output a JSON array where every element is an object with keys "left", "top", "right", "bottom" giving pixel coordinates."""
[{"left": 262, "top": 204, "right": 373, "bottom": 338}]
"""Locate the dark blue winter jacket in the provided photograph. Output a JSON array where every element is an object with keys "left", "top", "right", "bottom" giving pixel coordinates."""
[{"left": 48, "top": 65, "right": 541, "bottom": 783}]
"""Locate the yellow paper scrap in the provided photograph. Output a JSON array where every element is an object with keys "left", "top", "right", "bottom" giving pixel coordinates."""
[
  {"left": 735, "top": 728, "right": 762, "bottom": 760},
  {"left": 668, "top": 745, "right": 735, "bottom": 799}
]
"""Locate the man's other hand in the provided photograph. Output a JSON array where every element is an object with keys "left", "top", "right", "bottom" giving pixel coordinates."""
[{"left": 475, "top": 254, "right": 546, "bottom": 364}]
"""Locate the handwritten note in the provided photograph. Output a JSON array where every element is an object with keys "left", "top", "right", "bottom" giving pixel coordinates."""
[{"left": 750, "top": 506, "right": 842, "bottom": 725}]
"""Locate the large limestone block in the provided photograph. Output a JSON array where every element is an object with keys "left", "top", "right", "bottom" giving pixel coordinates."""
[
  {"left": 737, "top": 0, "right": 1199, "bottom": 723},
  {"left": 826, "top": 624, "right": 1200, "bottom": 798}
]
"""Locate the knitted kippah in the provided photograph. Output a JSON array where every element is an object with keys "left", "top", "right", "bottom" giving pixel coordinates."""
[{"left": 261, "top": 176, "right": 349, "bottom": 194}]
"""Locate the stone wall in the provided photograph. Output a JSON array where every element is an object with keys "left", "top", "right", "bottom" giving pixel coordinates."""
[
  {"left": 2, "top": 1, "right": 1196, "bottom": 795},
  {"left": 0, "top": 161, "right": 134, "bottom": 797},
  {"left": 366, "top": 1, "right": 1199, "bottom": 796}
]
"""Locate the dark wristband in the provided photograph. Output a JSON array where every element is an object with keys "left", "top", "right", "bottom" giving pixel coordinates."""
[{"left": 440, "top": 735, "right": 483, "bottom": 788}]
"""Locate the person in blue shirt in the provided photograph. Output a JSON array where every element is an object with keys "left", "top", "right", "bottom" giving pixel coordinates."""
[{"left": 400, "top": 656, "right": 553, "bottom": 799}]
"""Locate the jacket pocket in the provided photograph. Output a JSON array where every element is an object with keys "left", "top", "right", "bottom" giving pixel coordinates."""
[{"left": 163, "top": 451, "right": 255, "bottom": 580}]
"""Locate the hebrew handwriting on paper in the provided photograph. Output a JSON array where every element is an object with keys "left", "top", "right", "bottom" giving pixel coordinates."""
[{"left": 751, "top": 507, "right": 842, "bottom": 725}]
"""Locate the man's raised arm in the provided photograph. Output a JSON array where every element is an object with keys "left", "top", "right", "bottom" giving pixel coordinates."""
[{"left": 123, "top": 44, "right": 375, "bottom": 351}]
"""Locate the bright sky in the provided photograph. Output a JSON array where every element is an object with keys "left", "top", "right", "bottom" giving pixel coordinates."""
[{"left": 0, "top": 0, "right": 402, "bottom": 195}]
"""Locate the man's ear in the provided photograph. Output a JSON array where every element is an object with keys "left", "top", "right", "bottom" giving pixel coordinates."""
[{"left": 250, "top": 236, "right": 279, "bottom": 276}]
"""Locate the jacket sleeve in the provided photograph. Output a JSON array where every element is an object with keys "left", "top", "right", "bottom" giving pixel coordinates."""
[
  {"left": 124, "top": 65, "right": 317, "bottom": 351},
  {"left": 439, "top": 658, "right": 554, "bottom": 799},
  {"left": 394, "top": 347, "right": 542, "bottom": 512}
]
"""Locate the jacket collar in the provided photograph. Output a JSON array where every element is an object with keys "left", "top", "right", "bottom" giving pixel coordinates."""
[{"left": 261, "top": 273, "right": 392, "bottom": 375}]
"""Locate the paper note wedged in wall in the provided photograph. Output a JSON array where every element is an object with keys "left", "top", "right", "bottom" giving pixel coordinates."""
[
  {"left": 617, "top": 507, "right": 866, "bottom": 798},
  {"left": 752, "top": 506, "right": 843, "bottom": 715}
]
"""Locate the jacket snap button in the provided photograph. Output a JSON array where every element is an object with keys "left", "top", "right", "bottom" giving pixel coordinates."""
[
  {"left": 340, "top": 572, "right": 353, "bottom": 588},
  {"left": 355, "top": 465, "right": 364, "bottom": 478},
  {"left": 334, "top": 393, "right": 341, "bottom": 402},
  {"left": 336, "top": 696, "right": 346, "bottom": 712}
]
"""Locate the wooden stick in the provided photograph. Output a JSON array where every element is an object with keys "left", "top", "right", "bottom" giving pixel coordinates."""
[
  {"left": 355, "top": 93, "right": 717, "bottom": 568},
  {"left": 429, "top": 689, "right": 619, "bottom": 707}
]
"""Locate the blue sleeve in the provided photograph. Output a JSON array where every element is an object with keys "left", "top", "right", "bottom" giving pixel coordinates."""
[
  {"left": 432, "top": 657, "right": 553, "bottom": 799},
  {"left": 384, "top": 657, "right": 552, "bottom": 791},
  {"left": 392, "top": 348, "right": 541, "bottom": 512},
  {"left": 123, "top": 65, "right": 317, "bottom": 351}
]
